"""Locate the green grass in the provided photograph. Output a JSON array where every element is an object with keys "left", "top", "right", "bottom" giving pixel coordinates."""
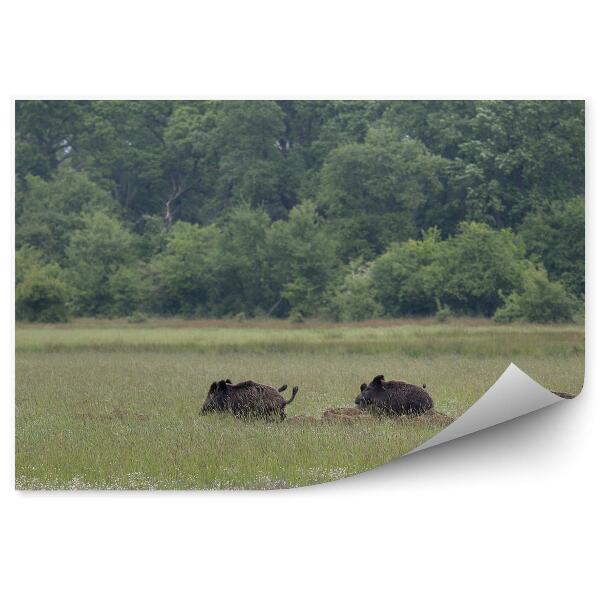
[{"left": 15, "top": 318, "right": 584, "bottom": 489}]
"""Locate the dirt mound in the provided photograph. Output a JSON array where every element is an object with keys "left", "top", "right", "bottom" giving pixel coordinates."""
[{"left": 322, "top": 407, "right": 369, "bottom": 421}]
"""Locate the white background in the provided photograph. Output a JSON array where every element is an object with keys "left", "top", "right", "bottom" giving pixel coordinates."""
[{"left": 1, "top": 2, "right": 597, "bottom": 598}]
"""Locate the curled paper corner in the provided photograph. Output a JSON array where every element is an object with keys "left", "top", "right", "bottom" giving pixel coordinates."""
[{"left": 409, "top": 363, "right": 576, "bottom": 454}]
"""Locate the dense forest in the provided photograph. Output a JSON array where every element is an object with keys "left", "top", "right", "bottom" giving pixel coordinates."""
[{"left": 15, "top": 100, "right": 584, "bottom": 323}]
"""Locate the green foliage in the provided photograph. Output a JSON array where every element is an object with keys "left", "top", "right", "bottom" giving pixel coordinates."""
[
  {"left": 370, "top": 229, "right": 444, "bottom": 316},
  {"left": 16, "top": 245, "right": 45, "bottom": 285},
  {"left": 15, "top": 100, "right": 87, "bottom": 180},
  {"left": 127, "top": 311, "right": 148, "bottom": 324},
  {"left": 211, "top": 101, "right": 292, "bottom": 216},
  {"left": 381, "top": 100, "right": 584, "bottom": 229},
  {"left": 65, "top": 211, "right": 137, "bottom": 315},
  {"left": 439, "top": 222, "right": 526, "bottom": 315},
  {"left": 267, "top": 201, "right": 339, "bottom": 316},
  {"left": 151, "top": 221, "right": 221, "bottom": 315},
  {"left": 327, "top": 263, "right": 383, "bottom": 321},
  {"left": 15, "top": 248, "right": 69, "bottom": 322},
  {"left": 16, "top": 167, "right": 115, "bottom": 262},
  {"left": 14, "top": 101, "right": 584, "bottom": 322},
  {"left": 494, "top": 267, "right": 577, "bottom": 323},
  {"left": 287, "top": 309, "right": 305, "bottom": 323},
  {"left": 214, "top": 204, "right": 273, "bottom": 316},
  {"left": 435, "top": 304, "right": 453, "bottom": 323},
  {"left": 108, "top": 263, "right": 153, "bottom": 316},
  {"left": 368, "top": 223, "right": 528, "bottom": 317},
  {"left": 520, "top": 196, "right": 584, "bottom": 297},
  {"left": 319, "top": 131, "right": 447, "bottom": 259}
]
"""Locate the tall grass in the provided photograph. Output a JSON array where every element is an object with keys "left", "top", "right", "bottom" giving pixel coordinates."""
[
  {"left": 16, "top": 320, "right": 584, "bottom": 357},
  {"left": 15, "top": 320, "right": 584, "bottom": 489}
]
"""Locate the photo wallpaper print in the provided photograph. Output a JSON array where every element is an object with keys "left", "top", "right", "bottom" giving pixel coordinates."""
[{"left": 14, "top": 100, "right": 585, "bottom": 489}]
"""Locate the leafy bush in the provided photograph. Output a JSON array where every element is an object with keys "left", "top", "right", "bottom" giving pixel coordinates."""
[
  {"left": 435, "top": 304, "right": 453, "bottom": 323},
  {"left": 439, "top": 222, "right": 526, "bottom": 315},
  {"left": 65, "top": 211, "right": 137, "bottom": 315},
  {"left": 370, "top": 228, "right": 443, "bottom": 316},
  {"left": 151, "top": 221, "right": 221, "bottom": 315},
  {"left": 127, "top": 311, "right": 148, "bottom": 324},
  {"left": 16, "top": 263, "right": 70, "bottom": 322},
  {"left": 520, "top": 196, "right": 584, "bottom": 297},
  {"left": 319, "top": 133, "right": 447, "bottom": 259},
  {"left": 328, "top": 264, "right": 383, "bottom": 321},
  {"left": 268, "top": 201, "right": 339, "bottom": 317},
  {"left": 16, "top": 167, "right": 116, "bottom": 262},
  {"left": 288, "top": 310, "right": 305, "bottom": 323},
  {"left": 108, "top": 263, "right": 152, "bottom": 316},
  {"left": 16, "top": 245, "right": 45, "bottom": 285},
  {"left": 494, "top": 267, "right": 577, "bottom": 323}
]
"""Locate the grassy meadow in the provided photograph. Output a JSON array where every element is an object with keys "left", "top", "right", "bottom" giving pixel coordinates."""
[{"left": 15, "top": 318, "right": 584, "bottom": 490}]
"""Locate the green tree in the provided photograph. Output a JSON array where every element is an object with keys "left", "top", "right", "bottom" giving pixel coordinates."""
[
  {"left": 108, "top": 263, "right": 153, "bottom": 316},
  {"left": 74, "top": 101, "right": 218, "bottom": 225},
  {"left": 450, "top": 101, "right": 585, "bottom": 228},
  {"left": 16, "top": 246, "right": 70, "bottom": 322},
  {"left": 439, "top": 222, "right": 526, "bottom": 315},
  {"left": 16, "top": 167, "right": 115, "bottom": 262},
  {"left": 519, "top": 196, "right": 584, "bottom": 297},
  {"left": 16, "top": 245, "right": 45, "bottom": 285},
  {"left": 65, "top": 211, "right": 137, "bottom": 315},
  {"left": 151, "top": 221, "right": 221, "bottom": 315},
  {"left": 15, "top": 100, "right": 87, "bottom": 180},
  {"left": 319, "top": 129, "right": 447, "bottom": 259},
  {"left": 267, "top": 201, "right": 339, "bottom": 317},
  {"left": 494, "top": 266, "right": 577, "bottom": 323},
  {"left": 327, "top": 262, "right": 383, "bottom": 321},
  {"left": 370, "top": 228, "right": 444, "bottom": 316},
  {"left": 211, "top": 101, "right": 298, "bottom": 218},
  {"left": 14, "top": 101, "right": 585, "bottom": 320},
  {"left": 214, "top": 204, "right": 273, "bottom": 316}
]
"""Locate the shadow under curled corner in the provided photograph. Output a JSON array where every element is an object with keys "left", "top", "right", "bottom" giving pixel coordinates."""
[
  {"left": 326, "top": 363, "right": 582, "bottom": 490},
  {"left": 409, "top": 363, "right": 574, "bottom": 454}
]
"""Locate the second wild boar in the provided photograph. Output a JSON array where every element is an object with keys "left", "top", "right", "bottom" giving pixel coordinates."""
[{"left": 355, "top": 374, "right": 433, "bottom": 415}]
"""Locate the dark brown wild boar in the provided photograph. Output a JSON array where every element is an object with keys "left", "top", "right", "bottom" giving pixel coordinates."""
[
  {"left": 355, "top": 374, "right": 432, "bottom": 415},
  {"left": 201, "top": 380, "right": 298, "bottom": 420}
]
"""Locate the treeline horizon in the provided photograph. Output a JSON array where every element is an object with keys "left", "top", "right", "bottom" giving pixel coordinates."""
[{"left": 15, "top": 100, "right": 584, "bottom": 323}]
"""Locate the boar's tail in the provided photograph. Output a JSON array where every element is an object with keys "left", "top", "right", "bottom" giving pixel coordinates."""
[
  {"left": 278, "top": 384, "right": 288, "bottom": 393},
  {"left": 284, "top": 386, "right": 299, "bottom": 405}
]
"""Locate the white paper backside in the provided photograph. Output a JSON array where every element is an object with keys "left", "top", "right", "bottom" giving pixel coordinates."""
[{"left": 410, "top": 363, "right": 572, "bottom": 454}]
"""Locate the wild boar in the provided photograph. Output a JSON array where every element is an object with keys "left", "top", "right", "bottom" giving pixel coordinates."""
[
  {"left": 355, "top": 374, "right": 432, "bottom": 415},
  {"left": 201, "top": 379, "right": 298, "bottom": 420}
]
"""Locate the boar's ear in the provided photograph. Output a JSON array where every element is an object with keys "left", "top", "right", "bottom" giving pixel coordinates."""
[
  {"left": 360, "top": 383, "right": 367, "bottom": 392},
  {"left": 217, "top": 380, "right": 228, "bottom": 392},
  {"left": 371, "top": 374, "right": 385, "bottom": 387},
  {"left": 225, "top": 379, "right": 232, "bottom": 384},
  {"left": 209, "top": 381, "right": 217, "bottom": 393}
]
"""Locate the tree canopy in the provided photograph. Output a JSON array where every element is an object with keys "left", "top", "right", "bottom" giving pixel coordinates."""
[{"left": 15, "top": 100, "right": 584, "bottom": 322}]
